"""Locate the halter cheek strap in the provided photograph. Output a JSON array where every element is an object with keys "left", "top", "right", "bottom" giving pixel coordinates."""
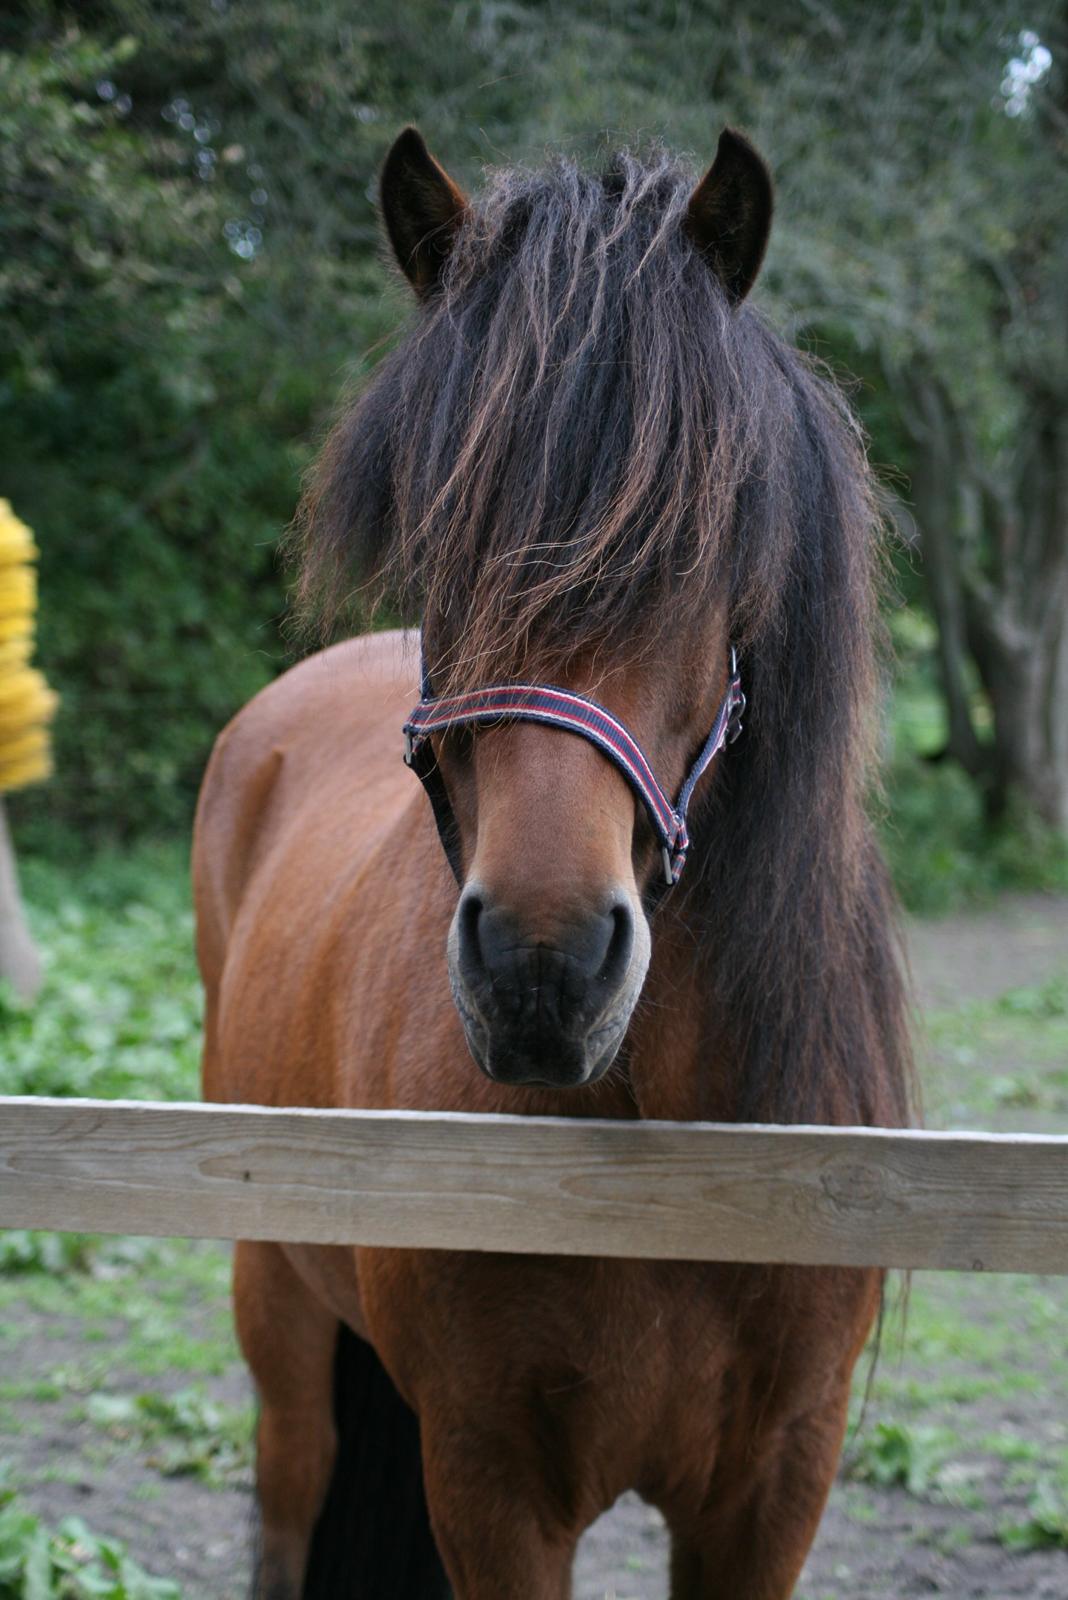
[{"left": 403, "top": 651, "right": 745, "bottom": 892}]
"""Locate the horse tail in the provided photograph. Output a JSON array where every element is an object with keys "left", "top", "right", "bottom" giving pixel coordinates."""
[{"left": 301, "top": 1323, "right": 451, "bottom": 1599}]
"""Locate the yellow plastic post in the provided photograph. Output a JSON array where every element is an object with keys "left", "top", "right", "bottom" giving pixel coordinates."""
[
  {"left": 0, "top": 499, "right": 57, "bottom": 1000},
  {"left": 0, "top": 499, "right": 57, "bottom": 793}
]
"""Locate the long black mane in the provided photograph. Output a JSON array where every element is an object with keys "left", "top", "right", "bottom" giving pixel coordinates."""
[{"left": 294, "top": 146, "right": 912, "bottom": 1127}]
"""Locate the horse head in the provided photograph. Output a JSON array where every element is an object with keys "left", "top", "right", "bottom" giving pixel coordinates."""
[
  {"left": 294, "top": 126, "right": 900, "bottom": 1120},
  {"left": 371, "top": 128, "right": 770, "bottom": 1086}
]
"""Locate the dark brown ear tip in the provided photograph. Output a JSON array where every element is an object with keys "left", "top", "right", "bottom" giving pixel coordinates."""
[
  {"left": 686, "top": 128, "right": 774, "bottom": 304},
  {"left": 379, "top": 128, "right": 468, "bottom": 294},
  {"left": 381, "top": 126, "right": 430, "bottom": 180},
  {"left": 718, "top": 125, "right": 756, "bottom": 153},
  {"left": 716, "top": 126, "right": 746, "bottom": 155},
  {"left": 715, "top": 127, "right": 773, "bottom": 189}
]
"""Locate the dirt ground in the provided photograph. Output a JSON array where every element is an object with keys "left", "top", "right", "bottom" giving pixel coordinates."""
[{"left": 4, "top": 893, "right": 1068, "bottom": 1598}]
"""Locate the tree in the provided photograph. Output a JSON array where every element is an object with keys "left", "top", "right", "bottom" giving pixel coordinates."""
[
  {"left": 771, "top": 6, "right": 1068, "bottom": 829},
  {"left": 3, "top": 1, "right": 1065, "bottom": 835},
  {"left": 520, "top": 2, "right": 1068, "bottom": 829}
]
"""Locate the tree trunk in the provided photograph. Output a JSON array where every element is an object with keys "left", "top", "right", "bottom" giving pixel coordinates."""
[
  {"left": 968, "top": 575, "right": 1068, "bottom": 831},
  {"left": 907, "top": 380, "right": 988, "bottom": 783},
  {"left": 0, "top": 796, "right": 42, "bottom": 1001},
  {"left": 906, "top": 372, "right": 1068, "bottom": 831}
]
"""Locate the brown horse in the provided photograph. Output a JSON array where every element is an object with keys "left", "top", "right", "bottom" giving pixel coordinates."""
[{"left": 194, "top": 126, "right": 912, "bottom": 1599}]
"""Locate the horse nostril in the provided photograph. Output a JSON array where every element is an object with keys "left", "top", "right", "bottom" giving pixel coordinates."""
[
  {"left": 456, "top": 889, "right": 485, "bottom": 977},
  {"left": 598, "top": 900, "right": 635, "bottom": 989},
  {"left": 454, "top": 889, "right": 636, "bottom": 1006}
]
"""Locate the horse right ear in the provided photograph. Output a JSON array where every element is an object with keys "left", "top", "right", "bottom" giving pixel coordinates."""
[
  {"left": 685, "top": 128, "right": 773, "bottom": 305},
  {"left": 380, "top": 127, "right": 468, "bottom": 296}
]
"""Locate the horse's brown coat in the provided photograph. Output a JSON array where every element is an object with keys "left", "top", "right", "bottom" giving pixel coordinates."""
[
  {"left": 196, "top": 128, "right": 911, "bottom": 1599},
  {"left": 197, "top": 630, "right": 883, "bottom": 1598}
]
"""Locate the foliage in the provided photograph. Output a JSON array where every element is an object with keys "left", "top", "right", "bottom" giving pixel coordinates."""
[
  {"left": 0, "top": 1468, "right": 181, "bottom": 1598},
  {"left": 86, "top": 1389, "right": 251, "bottom": 1486},
  {"left": 847, "top": 1422, "right": 950, "bottom": 1498},
  {"left": 0, "top": 24, "right": 389, "bottom": 836},
  {"left": 1, "top": 2, "right": 1065, "bottom": 854},
  {"left": 999, "top": 1481, "right": 1068, "bottom": 1551},
  {"left": 881, "top": 614, "right": 1068, "bottom": 909},
  {"left": 882, "top": 759, "right": 1068, "bottom": 913},
  {"left": 0, "top": 1231, "right": 167, "bottom": 1279},
  {"left": 0, "top": 841, "right": 200, "bottom": 1100},
  {"left": 0, "top": 1232, "right": 93, "bottom": 1276}
]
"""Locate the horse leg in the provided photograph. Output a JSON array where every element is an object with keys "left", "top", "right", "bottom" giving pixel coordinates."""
[
  {"left": 665, "top": 1398, "right": 850, "bottom": 1600},
  {"left": 234, "top": 1240, "right": 338, "bottom": 1599},
  {"left": 420, "top": 1426, "right": 578, "bottom": 1600}
]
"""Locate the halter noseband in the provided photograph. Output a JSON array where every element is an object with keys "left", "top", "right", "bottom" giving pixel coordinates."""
[{"left": 403, "top": 649, "right": 744, "bottom": 893}]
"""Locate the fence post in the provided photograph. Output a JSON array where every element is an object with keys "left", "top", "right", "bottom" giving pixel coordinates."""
[{"left": 0, "top": 795, "right": 40, "bottom": 999}]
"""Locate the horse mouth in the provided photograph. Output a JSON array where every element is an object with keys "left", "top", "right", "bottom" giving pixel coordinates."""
[{"left": 447, "top": 968, "right": 631, "bottom": 1087}]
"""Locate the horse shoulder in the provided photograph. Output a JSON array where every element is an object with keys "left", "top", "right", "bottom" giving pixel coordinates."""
[{"left": 194, "top": 630, "right": 419, "bottom": 1100}]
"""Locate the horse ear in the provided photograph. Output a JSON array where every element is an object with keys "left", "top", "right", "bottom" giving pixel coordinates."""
[
  {"left": 685, "top": 128, "right": 773, "bottom": 305},
  {"left": 380, "top": 127, "right": 468, "bottom": 296}
]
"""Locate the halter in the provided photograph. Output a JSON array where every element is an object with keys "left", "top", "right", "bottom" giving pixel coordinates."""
[{"left": 402, "top": 646, "right": 745, "bottom": 893}]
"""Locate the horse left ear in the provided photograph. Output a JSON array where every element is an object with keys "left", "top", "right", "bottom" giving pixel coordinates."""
[
  {"left": 380, "top": 126, "right": 468, "bottom": 296},
  {"left": 685, "top": 128, "right": 773, "bottom": 305}
]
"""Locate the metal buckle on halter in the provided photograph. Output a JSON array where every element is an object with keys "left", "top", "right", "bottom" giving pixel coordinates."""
[
  {"left": 727, "top": 689, "right": 746, "bottom": 745},
  {"left": 403, "top": 730, "right": 415, "bottom": 766},
  {"left": 726, "top": 648, "right": 745, "bottom": 745},
  {"left": 661, "top": 846, "right": 675, "bottom": 887}
]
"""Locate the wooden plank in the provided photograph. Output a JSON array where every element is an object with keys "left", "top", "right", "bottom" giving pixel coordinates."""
[{"left": 1, "top": 1096, "right": 1067, "bottom": 1273}]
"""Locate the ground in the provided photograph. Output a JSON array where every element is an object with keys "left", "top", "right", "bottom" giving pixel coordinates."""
[{"left": 2, "top": 858, "right": 1067, "bottom": 1597}]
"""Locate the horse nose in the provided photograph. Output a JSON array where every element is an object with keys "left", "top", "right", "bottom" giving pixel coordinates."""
[
  {"left": 453, "top": 888, "right": 636, "bottom": 1084},
  {"left": 457, "top": 890, "right": 635, "bottom": 1008}
]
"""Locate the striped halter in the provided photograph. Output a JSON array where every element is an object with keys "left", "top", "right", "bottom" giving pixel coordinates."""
[{"left": 402, "top": 648, "right": 745, "bottom": 893}]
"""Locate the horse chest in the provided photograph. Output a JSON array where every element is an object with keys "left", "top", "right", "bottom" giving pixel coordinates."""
[{"left": 354, "top": 1247, "right": 857, "bottom": 1494}]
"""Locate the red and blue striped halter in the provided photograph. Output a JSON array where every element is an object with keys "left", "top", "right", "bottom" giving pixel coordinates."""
[{"left": 403, "top": 649, "right": 745, "bottom": 892}]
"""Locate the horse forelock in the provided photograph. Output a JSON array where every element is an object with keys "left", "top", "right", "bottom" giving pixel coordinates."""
[{"left": 292, "top": 144, "right": 913, "bottom": 1128}]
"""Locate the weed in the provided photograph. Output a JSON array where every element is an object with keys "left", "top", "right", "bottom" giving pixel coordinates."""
[
  {"left": 3, "top": 844, "right": 201, "bottom": 1105},
  {"left": 846, "top": 1422, "right": 949, "bottom": 1497},
  {"left": 999, "top": 1480, "right": 1068, "bottom": 1551},
  {"left": 0, "top": 1236, "right": 93, "bottom": 1277},
  {"left": 0, "top": 1463, "right": 182, "bottom": 1597},
  {"left": 86, "top": 1389, "right": 252, "bottom": 1486}
]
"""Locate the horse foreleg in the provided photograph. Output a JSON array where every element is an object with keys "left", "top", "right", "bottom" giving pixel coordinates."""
[
  {"left": 234, "top": 1240, "right": 339, "bottom": 1599},
  {"left": 420, "top": 1425, "right": 577, "bottom": 1599},
  {"left": 665, "top": 1399, "right": 850, "bottom": 1600}
]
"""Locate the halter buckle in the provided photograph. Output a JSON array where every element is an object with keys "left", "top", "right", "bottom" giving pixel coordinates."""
[
  {"left": 727, "top": 689, "right": 746, "bottom": 745},
  {"left": 403, "top": 731, "right": 415, "bottom": 767},
  {"left": 661, "top": 846, "right": 675, "bottom": 887}
]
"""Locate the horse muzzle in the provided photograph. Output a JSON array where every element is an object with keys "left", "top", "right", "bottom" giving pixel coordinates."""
[{"left": 447, "top": 886, "right": 649, "bottom": 1087}]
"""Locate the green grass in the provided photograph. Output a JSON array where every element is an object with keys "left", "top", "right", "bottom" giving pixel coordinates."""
[
  {"left": 921, "top": 975, "right": 1068, "bottom": 1128},
  {"left": 84, "top": 1389, "right": 252, "bottom": 1487},
  {"left": 999, "top": 1480, "right": 1068, "bottom": 1551},
  {"left": 2, "top": 841, "right": 200, "bottom": 1103},
  {"left": 0, "top": 1464, "right": 181, "bottom": 1598}
]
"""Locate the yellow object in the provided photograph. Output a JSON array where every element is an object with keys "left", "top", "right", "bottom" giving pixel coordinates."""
[{"left": 0, "top": 500, "right": 57, "bottom": 792}]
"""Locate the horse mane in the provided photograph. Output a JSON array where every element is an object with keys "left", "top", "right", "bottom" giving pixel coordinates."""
[{"left": 292, "top": 146, "right": 913, "bottom": 1127}]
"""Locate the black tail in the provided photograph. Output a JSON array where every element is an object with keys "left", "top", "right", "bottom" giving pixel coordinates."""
[{"left": 301, "top": 1324, "right": 452, "bottom": 1598}]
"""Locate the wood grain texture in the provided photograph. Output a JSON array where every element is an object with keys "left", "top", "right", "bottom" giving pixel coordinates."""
[{"left": 1, "top": 1097, "right": 1067, "bottom": 1273}]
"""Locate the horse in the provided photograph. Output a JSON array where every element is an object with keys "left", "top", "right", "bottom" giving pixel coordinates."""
[{"left": 193, "top": 124, "right": 912, "bottom": 1599}]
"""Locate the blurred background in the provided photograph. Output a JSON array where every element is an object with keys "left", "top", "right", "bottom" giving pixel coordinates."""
[
  {"left": 1, "top": 0, "right": 1066, "bottom": 902},
  {"left": 1, "top": 5, "right": 1067, "bottom": 1597}
]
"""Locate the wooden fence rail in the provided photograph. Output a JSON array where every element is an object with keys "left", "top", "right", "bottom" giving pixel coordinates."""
[{"left": 1, "top": 1096, "right": 1067, "bottom": 1274}]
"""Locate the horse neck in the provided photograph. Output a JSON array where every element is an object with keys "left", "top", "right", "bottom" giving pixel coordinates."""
[
  {"left": 623, "top": 891, "right": 734, "bottom": 1124},
  {"left": 624, "top": 845, "right": 909, "bottom": 1132}
]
